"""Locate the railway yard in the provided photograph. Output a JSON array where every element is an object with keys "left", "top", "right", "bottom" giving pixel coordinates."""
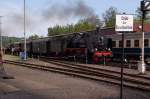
[
  {"left": 0, "top": 55, "right": 149, "bottom": 99},
  {"left": 2, "top": 0, "right": 150, "bottom": 99}
]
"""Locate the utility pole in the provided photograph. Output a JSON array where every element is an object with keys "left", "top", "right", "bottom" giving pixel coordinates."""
[{"left": 24, "top": 0, "right": 27, "bottom": 60}]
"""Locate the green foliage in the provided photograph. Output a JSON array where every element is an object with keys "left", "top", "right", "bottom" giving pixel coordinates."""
[
  {"left": 48, "top": 6, "right": 150, "bottom": 36},
  {"left": 102, "top": 7, "right": 118, "bottom": 28},
  {"left": 135, "top": 7, "right": 150, "bottom": 23},
  {"left": 48, "top": 16, "right": 101, "bottom": 36},
  {"left": 28, "top": 34, "right": 39, "bottom": 40},
  {"left": 2, "top": 36, "right": 22, "bottom": 47}
]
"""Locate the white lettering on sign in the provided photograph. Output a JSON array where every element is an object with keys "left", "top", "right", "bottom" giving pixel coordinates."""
[{"left": 115, "top": 15, "right": 133, "bottom": 32}]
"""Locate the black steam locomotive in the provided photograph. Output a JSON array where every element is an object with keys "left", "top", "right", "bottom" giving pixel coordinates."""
[{"left": 7, "top": 29, "right": 113, "bottom": 63}]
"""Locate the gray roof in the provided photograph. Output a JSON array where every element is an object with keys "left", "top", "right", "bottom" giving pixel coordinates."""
[{"left": 106, "top": 32, "right": 150, "bottom": 40}]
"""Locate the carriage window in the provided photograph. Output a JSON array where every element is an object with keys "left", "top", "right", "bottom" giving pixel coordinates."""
[
  {"left": 112, "top": 41, "right": 116, "bottom": 48},
  {"left": 126, "top": 40, "right": 131, "bottom": 47},
  {"left": 119, "top": 40, "right": 122, "bottom": 48},
  {"left": 134, "top": 40, "right": 139, "bottom": 47},
  {"left": 144, "top": 39, "right": 149, "bottom": 47}
]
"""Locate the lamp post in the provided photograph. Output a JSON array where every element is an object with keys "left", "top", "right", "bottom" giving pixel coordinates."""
[
  {"left": 24, "top": 0, "right": 27, "bottom": 60},
  {"left": 139, "top": 0, "right": 150, "bottom": 74},
  {"left": 140, "top": 9, "right": 145, "bottom": 74}
]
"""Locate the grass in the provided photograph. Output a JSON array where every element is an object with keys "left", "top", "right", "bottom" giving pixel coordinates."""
[{"left": 3, "top": 54, "right": 32, "bottom": 61}]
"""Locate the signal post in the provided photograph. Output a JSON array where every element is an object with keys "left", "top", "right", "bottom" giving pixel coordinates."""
[{"left": 139, "top": 0, "right": 150, "bottom": 74}]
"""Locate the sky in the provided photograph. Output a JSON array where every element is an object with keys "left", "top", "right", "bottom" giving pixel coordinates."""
[{"left": 0, "top": 0, "right": 142, "bottom": 37}]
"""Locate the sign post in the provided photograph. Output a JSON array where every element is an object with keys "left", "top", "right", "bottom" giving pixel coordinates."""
[{"left": 115, "top": 14, "right": 133, "bottom": 99}]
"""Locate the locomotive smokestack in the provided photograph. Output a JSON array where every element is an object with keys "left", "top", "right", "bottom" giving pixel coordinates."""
[{"left": 96, "top": 25, "right": 100, "bottom": 34}]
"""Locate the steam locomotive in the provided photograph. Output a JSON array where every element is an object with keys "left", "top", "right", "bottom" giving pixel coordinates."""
[{"left": 7, "top": 29, "right": 113, "bottom": 63}]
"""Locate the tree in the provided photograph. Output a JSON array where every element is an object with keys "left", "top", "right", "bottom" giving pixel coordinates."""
[
  {"left": 28, "top": 34, "right": 39, "bottom": 40},
  {"left": 48, "top": 16, "right": 101, "bottom": 36},
  {"left": 2, "top": 36, "right": 22, "bottom": 47},
  {"left": 102, "top": 7, "right": 118, "bottom": 28},
  {"left": 80, "top": 15, "right": 102, "bottom": 27},
  {"left": 135, "top": 7, "right": 150, "bottom": 22}
]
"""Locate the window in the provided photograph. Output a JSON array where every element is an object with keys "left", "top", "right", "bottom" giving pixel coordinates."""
[
  {"left": 134, "top": 40, "right": 139, "bottom": 47},
  {"left": 144, "top": 39, "right": 149, "bottom": 47},
  {"left": 119, "top": 40, "right": 122, "bottom": 48},
  {"left": 126, "top": 40, "right": 131, "bottom": 47},
  {"left": 112, "top": 41, "right": 116, "bottom": 48}
]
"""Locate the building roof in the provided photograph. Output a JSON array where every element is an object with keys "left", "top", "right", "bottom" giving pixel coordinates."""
[
  {"left": 100, "top": 27, "right": 116, "bottom": 35},
  {"left": 133, "top": 23, "right": 150, "bottom": 32}
]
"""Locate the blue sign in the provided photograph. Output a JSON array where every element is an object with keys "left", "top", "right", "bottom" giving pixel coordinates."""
[{"left": 19, "top": 52, "right": 27, "bottom": 60}]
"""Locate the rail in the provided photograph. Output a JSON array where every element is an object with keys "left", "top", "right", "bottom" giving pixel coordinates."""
[{"left": 4, "top": 59, "right": 150, "bottom": 92}]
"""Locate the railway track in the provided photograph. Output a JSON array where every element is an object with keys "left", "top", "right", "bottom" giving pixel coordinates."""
[
  {"left": 4, "top": 59, "right": 150, "bottom": 92},
  {"left": 39, "top": 56, "right": 150, "bottom": 70},
  {"left": 39, "top": 56, "right": 150, "bottom": 79}
]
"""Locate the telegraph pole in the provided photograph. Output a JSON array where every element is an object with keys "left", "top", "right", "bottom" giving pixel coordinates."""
[{"left": 24, "top": 0, "right": 27, "bottom": 60}]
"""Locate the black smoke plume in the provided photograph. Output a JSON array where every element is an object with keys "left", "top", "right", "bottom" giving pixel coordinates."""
[{"left": 42, "top": 1, "right": 96, "bottom": 20}]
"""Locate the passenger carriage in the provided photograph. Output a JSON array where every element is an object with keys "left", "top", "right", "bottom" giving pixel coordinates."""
[{"left": 106, "top": 32, "right": 150, "bottom": 63}]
